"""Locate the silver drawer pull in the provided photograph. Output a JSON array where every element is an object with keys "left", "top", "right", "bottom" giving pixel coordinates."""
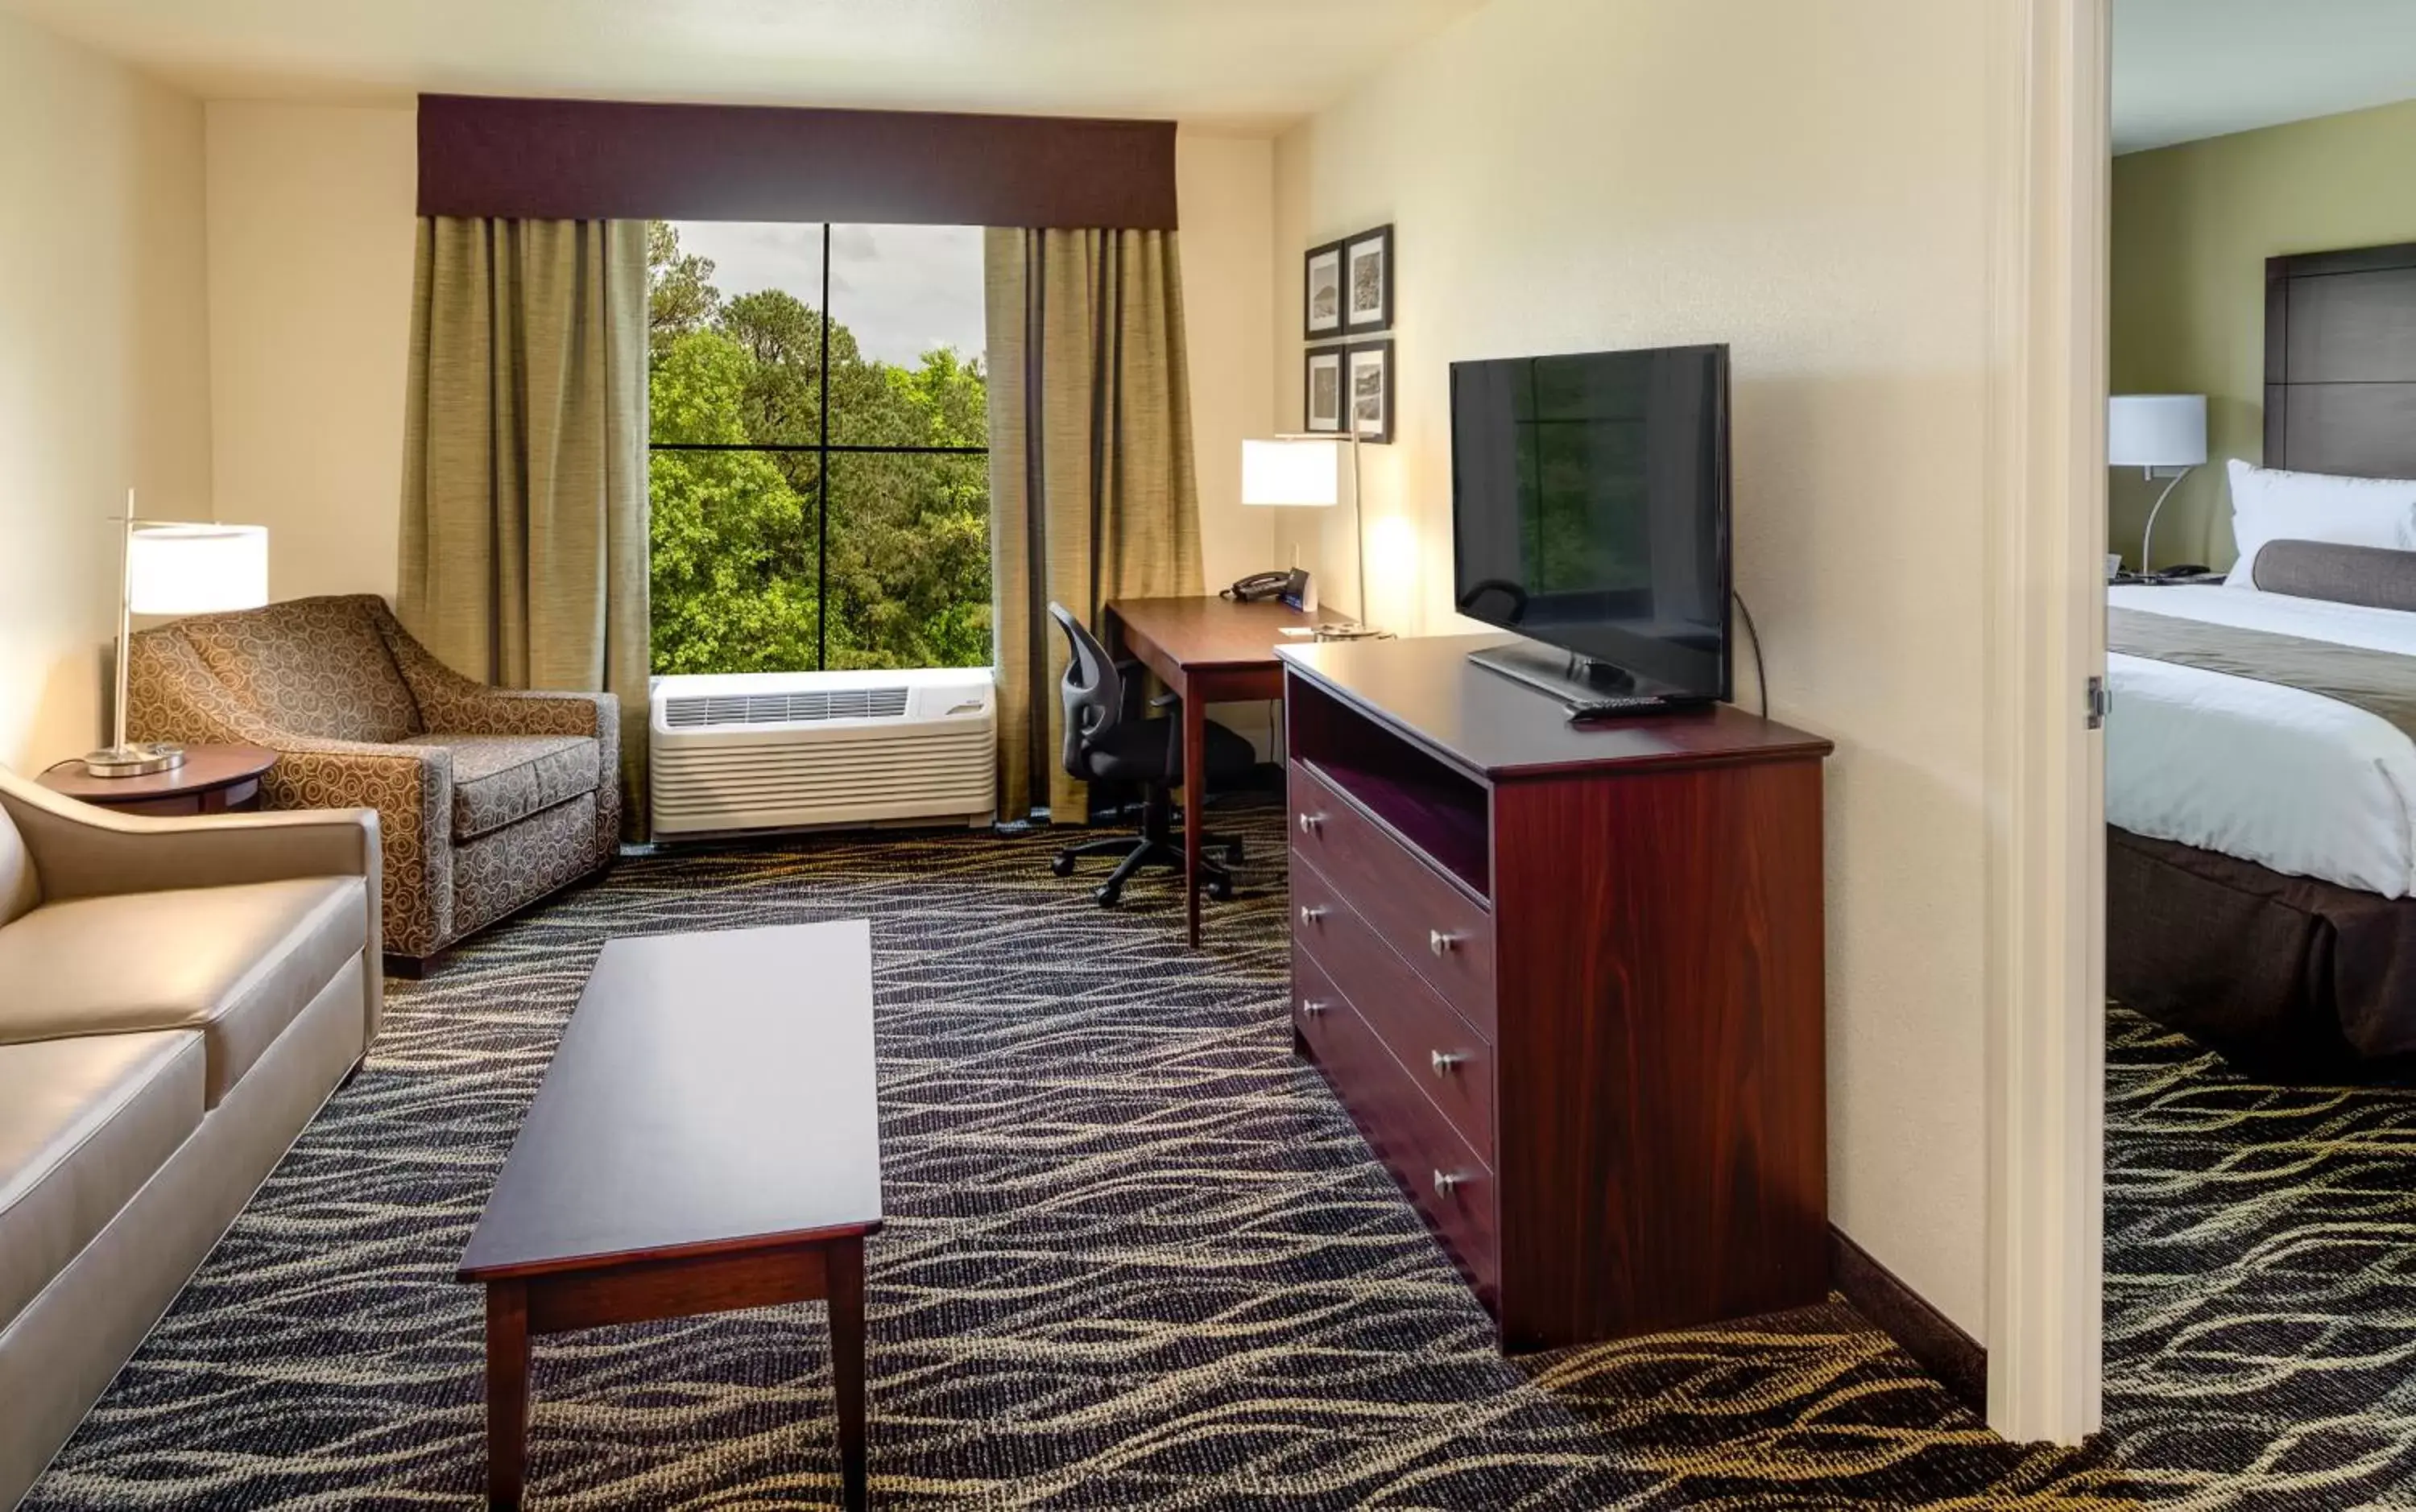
[
  {"left": 1432, "top": 1169, "right": 1464, "bottom": 1196},
  {"left": 1298, "top": 812, "right": 1326, "bottom": 835},
  {"left": 1301, "top": 998, "right": 1330, "bottom": 1018},
  {"left": 1430, "top": 1050, "right": 1467, "bottom": 1077},
  {"left": 1301, "top": 905, "right": 1328, "bottom": 927},
  {"left": 1429, "top": 928, "right": 1458, "bottom": 956}
]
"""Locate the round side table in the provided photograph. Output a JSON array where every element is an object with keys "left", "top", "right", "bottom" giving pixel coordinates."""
[{"left": 38, "top": 745, "right": 279, "bottom": 817}]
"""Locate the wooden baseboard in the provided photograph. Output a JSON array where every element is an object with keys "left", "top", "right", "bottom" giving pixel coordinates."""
[{"left": 1829, "top": 1225, "right": 1987, "bottom": 1415}]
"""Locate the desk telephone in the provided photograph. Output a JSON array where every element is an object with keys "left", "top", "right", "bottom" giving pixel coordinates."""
[{"left": 1223, "top": 568, "right": 1312, "bottom": 611}]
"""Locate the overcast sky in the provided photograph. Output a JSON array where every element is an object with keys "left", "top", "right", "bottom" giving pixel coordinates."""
[{"left": 670, "top": 221, "right": 987, "bottom": 369}]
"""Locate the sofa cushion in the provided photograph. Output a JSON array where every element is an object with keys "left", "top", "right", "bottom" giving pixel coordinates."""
[
  {"left": 0, "top": 878, "right": 365, "bottom": 1106},
  {"left": 0, "top": 1031, "right": 203, "bottom": 1328},
  {"left": 178, "top": 597, "right": 423, "bottom": 743},
  {"left": 399, "top": 733, "right": 599, "bottom": 841},
  {"left": 0, "top": 802, "right": 33, "bottom": 926}
]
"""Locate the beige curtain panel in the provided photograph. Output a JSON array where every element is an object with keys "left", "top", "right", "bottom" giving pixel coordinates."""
[
  {"left": 985, "top": 228, "right": 1204, "bottom": 824},
  {"left": 399, "top": 216, "right": 651, "bottom": 838}
]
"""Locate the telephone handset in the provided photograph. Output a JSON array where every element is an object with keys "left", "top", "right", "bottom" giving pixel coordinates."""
[{"left": 1223, "top": 568, "right": 1310, "bottom": 608}]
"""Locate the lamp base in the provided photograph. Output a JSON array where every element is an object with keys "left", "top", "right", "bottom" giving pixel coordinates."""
[
  {"left": 81, "top": 742, "right": 185, "bottom": 779},
  {"left": 1313, "top": 621, "right": 1391, "bottom": 642}
]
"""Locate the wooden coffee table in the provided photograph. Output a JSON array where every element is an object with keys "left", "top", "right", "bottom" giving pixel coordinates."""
[{"left": 458, "top": 923, "right": 883, "bottom": 1510}]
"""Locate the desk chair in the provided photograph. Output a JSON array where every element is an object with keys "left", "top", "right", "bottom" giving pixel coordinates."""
[{"left": 1049, "top": 603, "right": 1254, "bottom": 907}]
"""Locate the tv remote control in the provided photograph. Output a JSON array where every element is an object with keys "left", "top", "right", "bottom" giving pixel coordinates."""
[{"left": 1566, "top": 696, "right": 1668, "bottom": 722}]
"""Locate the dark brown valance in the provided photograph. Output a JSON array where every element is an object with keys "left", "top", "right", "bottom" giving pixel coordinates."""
[{"left": 417, "top": 94, "right": 1178, "bottom": 229}]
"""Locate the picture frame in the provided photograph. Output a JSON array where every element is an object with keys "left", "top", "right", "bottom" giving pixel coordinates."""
[
  {"left": 1304, "top": 347, "right": 1346, "bottom": 434},
  {"left": 1303, "top": 239, "right": 1346, "bottom": 341},
  {"left": 1343, "top": 225, "right": 1394, "bottom": 336},
  {"left": 1346, "top": 339, "right": 1393, "bottom": 445}
]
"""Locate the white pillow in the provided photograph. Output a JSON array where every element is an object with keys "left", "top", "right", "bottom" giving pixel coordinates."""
[{"left": 2225, "top": 459, "right": 2416, "bottom": 587}]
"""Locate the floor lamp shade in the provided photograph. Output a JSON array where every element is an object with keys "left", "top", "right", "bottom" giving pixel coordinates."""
[
  {"left": 128, "top": 524, "right": 270, "bottom": 614},
  {"left": 2108, "top": 395, "right": 2207, "bottom": 470}
]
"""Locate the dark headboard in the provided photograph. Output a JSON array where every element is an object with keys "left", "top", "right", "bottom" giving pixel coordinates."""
[{"left": 2266, "top": 242, "right": 2416, "bottom": 479}]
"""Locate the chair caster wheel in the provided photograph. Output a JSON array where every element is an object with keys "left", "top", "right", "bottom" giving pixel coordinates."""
[
  {"left": 1050, "top": 853, "right": 1076, "bottom": 878},
  {"left": 1094, "top": 882, "right": 1123, "bottom": 907},
  {"left": 1206, "top": 875, "right": 1235, "bottom": 902},
  {"left": 1223, "top": 841, "right": 1246, "bottom": 865}
]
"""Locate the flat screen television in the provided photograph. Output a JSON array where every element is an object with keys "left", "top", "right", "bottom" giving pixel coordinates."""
[{"left": 1450, "top": 344, "right": 1731, "bottom": 706}]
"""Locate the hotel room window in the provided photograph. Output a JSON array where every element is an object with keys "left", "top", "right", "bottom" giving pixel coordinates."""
[{"left": 647, "top": 221, "right": 991, "bottom": 675}]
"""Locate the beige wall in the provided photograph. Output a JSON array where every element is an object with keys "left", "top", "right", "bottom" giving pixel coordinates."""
[
  {"left": 197, "top": 108, "right": 1279, "bottom": 622},
  {"left": 205, "top": 101, "right": 419, "bottom": 605},
  {"left": 1273, "top": 0, "right": 2003, "bottom": 1332},
  {"left": 1176, "top": 133, "right": 1280, "bottom": 594},
  {"left": 0, "top": 11, "right": 213, "bottom": 770},
  {"left": 2111, "top": 97, "right": 2416, "bottom": 572}
]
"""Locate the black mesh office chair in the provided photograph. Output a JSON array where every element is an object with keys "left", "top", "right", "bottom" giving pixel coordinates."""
[{"left": 1048, "top": 602, "right": 1256, "bottom": 907}]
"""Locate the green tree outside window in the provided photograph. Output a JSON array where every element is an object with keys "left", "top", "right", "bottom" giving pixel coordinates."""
[{"left": 646, "top": 221, "right": 992, "bottom": 675}]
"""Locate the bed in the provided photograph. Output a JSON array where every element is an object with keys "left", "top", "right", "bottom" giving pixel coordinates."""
[{"left": 2107, "top": 240, "right": 2416, "bottom": 1066}]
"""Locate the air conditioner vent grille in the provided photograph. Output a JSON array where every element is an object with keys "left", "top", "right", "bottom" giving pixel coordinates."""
[{"left": 664, "top": 686, "right": 911, "bottom": 729}]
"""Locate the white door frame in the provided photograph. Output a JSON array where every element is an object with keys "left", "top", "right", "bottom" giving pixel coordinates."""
[{"left": 1983, "top": 0, "right": 2111, "bottom": 1445}]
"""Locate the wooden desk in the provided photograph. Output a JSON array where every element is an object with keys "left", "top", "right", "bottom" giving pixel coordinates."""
[
  {"left": 459, "top": 923, "right": 883, "bottom": 1510},
  {"left": 1103, "top": 596, "right": 1317, "bottom": 945}
]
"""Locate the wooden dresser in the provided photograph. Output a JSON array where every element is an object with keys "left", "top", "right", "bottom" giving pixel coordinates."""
[{"left": 1277, "top": 634, "right": 1835, "bottom": 1351}]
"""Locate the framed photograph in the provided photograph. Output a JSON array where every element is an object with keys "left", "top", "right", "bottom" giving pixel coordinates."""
[
  {"left": 1347, "top": 340, "right": 1393, "bottom": 444},
  {"left": 1304, "top": 240, "right": 1346, "bottom": 341},
  {"left": 1304, "top": 347, "right": 1346, "bottom": 433},
  {"left": 1343, "top": 225, "right": 1394, "bottom": 335}
]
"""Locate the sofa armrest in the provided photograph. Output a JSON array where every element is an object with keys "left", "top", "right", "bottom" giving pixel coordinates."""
[
  {"left": 0, "top": 769, "right": 387, "bottom": 1042},
  {"left": 372, "top": 600, "right": 614, "bottom": 739},
  {"left": 0, "top": 774, "right": 379, "bottom": 902},
  {"left": 426, "top": 686, "right": 614, "bottom": 740}
]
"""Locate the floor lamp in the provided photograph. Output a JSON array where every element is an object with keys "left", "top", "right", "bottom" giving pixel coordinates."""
[{"left": 83, "top": 498, "right": 270, "bottom": 777}]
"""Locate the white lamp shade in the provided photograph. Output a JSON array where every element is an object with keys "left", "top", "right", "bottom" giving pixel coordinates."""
[
  {"left": 1241, "top": 437, "right": 1342, "bottom": 507},
  {"left": 2108, "top": 394, "right": 2207, "bottom": 469},
  {"left": 128, "top": 523, "right": 269, "bottom": 615}
]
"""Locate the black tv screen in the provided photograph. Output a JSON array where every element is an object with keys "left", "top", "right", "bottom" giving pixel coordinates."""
[{"left": 1450, "top": 345, "right": 1731, "bottom": 700}]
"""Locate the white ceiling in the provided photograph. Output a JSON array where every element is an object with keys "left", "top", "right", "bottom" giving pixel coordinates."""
[
  {"left": 2115, "top": 0, "right": 2416, "bottom": 154},
  {"left": 0, "top": 0, "right": 1488, "bottom": 129}
]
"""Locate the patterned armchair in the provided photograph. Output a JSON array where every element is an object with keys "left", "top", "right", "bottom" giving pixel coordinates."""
[{"left": 127, "top": 595, "right": 618, "bottom": 972}]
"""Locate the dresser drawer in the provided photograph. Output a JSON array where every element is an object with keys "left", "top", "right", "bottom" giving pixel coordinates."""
[
  {"left": 1293, "top": 951, "right": 1500, "bottom": 1304},
  {"left": 1289, "top": 761, "right": 1496, "bottom": 1035},
  {"left": 1293, "top": 857, "right": 1496, "bottom": 1163}
]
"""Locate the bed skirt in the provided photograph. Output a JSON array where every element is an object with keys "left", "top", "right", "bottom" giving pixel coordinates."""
[{"left": 2108, "top": 827, "right": 2416, "bottom": 1067}]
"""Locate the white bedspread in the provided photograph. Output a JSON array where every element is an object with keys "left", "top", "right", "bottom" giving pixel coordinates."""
[{"left": 2108, "top": 585, "right": 2416, "bottom": 897}]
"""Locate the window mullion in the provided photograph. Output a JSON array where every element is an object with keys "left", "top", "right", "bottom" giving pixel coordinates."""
[{"left": 816, "top": 221, "right": 833, "bottom": 672}]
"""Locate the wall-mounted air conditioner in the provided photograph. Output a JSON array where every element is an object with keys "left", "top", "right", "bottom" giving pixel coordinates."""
[{"left": 650, "top": 668, "right": 995, "bottom": 839}]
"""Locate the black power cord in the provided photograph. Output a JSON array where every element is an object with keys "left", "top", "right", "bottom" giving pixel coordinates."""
[{"left": 1731, "top": 590, "right": 1769, "bottom": 718}]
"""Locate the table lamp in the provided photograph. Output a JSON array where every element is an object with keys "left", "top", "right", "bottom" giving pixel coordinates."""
[
  {"left": 1241, "top": 436, "right": 1382, "bottom": 638},
  {"left": 2108, "top": 394, "right": 2207, "bottom": 573},
  {"left": 84, "top": 498, "right": 270, "bottom": 777}
]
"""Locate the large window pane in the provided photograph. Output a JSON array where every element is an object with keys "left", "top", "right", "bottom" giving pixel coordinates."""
[
  {"left": 826, "top": 224, "right": 987, "bottom": 448},
  {"left": 654, "top": 221, "right": 826, "bottom": 445},
  {"left": 822, "top": 450, "right": 991, "bottom": 671},
  {"left": 645, "top": 220, "right": 989, "bottom": 676},
  {"left": 649, "top": 448, "right": 821, "bottom": 675}
]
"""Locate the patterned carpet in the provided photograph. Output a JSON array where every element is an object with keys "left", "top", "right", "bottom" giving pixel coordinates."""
[
  {"left": 18, "top": 809, "right": 2357, "bottom": 1510},
  {"left": 2103, "top": 1008, "right": 2416, "bottom": 1510}
]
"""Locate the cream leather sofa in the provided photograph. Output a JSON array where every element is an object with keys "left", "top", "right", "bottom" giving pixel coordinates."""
[{"left": 0, "top": 764, "right": 381, "bottom": 1509}]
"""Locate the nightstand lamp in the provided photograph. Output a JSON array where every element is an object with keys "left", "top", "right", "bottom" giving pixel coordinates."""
[
  {"left": 2109, "top": 394, "right": 2207, "bottom": 573},
  {"left": 84, "top": 501, "right": 269, "bottom": 778}
]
